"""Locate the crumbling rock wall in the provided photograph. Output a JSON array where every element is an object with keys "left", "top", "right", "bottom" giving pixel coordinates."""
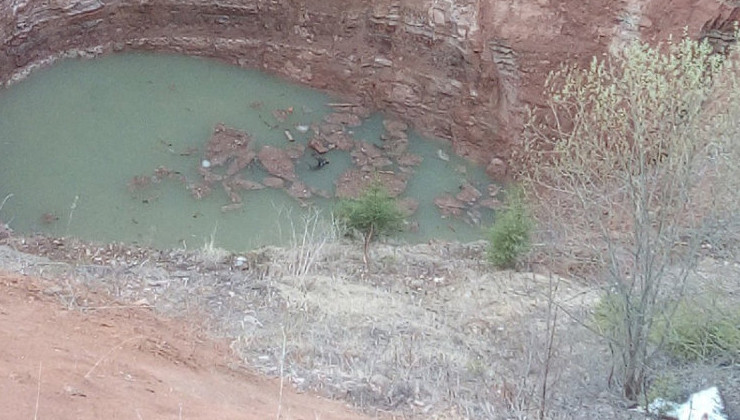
[{"left": 0, "top": 0, "right": 734, "bottom": 176}]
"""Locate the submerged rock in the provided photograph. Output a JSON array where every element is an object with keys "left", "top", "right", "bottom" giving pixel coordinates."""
[
  {"left": 456, "top": 182, "right": 481, "bottom": 204},
  {"left": 221, "top": 203, "right": 243, "bottom": 213},
  {"left": 285, "top": 143, "right": 305, "bottom": 160},
  {"left": 323, "top": 112, "right": 362, "bottom": 127},
  {"left": 382, "top": 119, "right": 408, "bottom": 134},
  {"left": 324, "top": 131, "right": 355, "bottom": 151},
  {"left": 226, "top": 150, "right": 257, "bottom": 176},
  {"left": 397, "top": 197, "right": 419, "bottom": 216},
  {"left": 478, "top": 198, "right": 502, "bottom": 210},
  {"left": 188, "top": 182, "right": 212, "bottom": 200},
  {"left": 225, "top": 177, "right": 264, "bottom": 191},
  {"left": 335, "top": 169, "right": 407, "bottom": 199},
  {"left": 262, "top": 177, "right": 286, "bottom": 189},
  {"left": 397, "top": 153, "right": 423, "bottom": 167},
  {"left": 287, "top": 181, "right": 313, "bottom": 200},
  {"left": 258, "top": 145, "right": 296, "bottom": 181},
  {"left": 351, "top": 141, "right": 392, "bottom": 170},
  {"left": 434, "top": 194, "right": 465, "bottom": 217},
  {"left": 272, "top": 107, "right": 293, "bottom": 123},
  {"left": 317, "top": 122, "right": 343, "bottom": 135},
  {"left": 206, "top": 123, "right": 254, "bottom": 167}
]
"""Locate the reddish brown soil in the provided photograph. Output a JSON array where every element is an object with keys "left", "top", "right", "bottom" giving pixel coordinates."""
[{"left": 0, "top": 272, "right": 377, "bottom": 420}]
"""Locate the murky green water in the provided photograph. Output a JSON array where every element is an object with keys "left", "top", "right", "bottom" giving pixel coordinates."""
[{"left": 0, "top": 53, "right": 495, "bottom": 251}]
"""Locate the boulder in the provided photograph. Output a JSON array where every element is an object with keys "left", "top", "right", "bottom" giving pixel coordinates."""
[
  {"left": 486, "top": 157, "right": 508, "bottom": 179},
  {"left": 308, "top": 136, "right": 330, "bottom": 154}
]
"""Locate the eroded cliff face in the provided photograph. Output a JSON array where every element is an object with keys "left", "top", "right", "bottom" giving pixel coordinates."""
[{"left": 0, "top": 0, "right": 733, "bottom": 176}]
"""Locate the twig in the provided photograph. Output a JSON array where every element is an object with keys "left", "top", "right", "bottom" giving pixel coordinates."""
[
  {"left": 539, "top": 274, "right": 561, "bottom": 420},
  {"left": 66, "top": 195, "right": 79, "bottom": 233},
  {"left": 84, "top": 305, "right": 154, "bottom": 310},
  {"left": 34, "top": 361, "right": 42, "bottom": 420},
  {"left": 276, "top": 326, "right": 287, "bottom": 420},
  {"left": 84, "top": 336, "right": 143, "bottom": 379},
  {"left": 0, "top": 193, "right": 12, "bottom": 213}
]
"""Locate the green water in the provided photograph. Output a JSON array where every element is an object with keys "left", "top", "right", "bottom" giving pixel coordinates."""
[{"left": 0, "top": 53, "right": 495, "bottom": 251}]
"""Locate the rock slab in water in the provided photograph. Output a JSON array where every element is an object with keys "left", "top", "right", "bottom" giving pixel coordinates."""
[
  {"left": 206, "top": 123, "right": 254, "bottom": 167},
  {"left": 258, "top": 146, "right": 297, "bottom": 181},
  {"left": 456, "top": 182, "right": 482, "bottom": 204},
  {"left": 335, "top": 169, "right": 407, "bottom": 199},
  {"left": 262, "top": 177, "right": 286, "bottom": 189},
  {"left": 434, "top": 194, "right": 465, "bottom": 217}
]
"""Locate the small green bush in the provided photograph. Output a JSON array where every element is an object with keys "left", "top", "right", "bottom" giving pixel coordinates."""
[
  {"left": 486, "top": 189, "right": 532, "bottom": 269},
  {"left": 336, "top": 182, "right": 404, "bottom": 265}
]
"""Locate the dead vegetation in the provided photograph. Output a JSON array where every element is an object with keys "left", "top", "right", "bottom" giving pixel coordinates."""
[{"left": 1, "top": 227, "right": 739, "bottom": 419}]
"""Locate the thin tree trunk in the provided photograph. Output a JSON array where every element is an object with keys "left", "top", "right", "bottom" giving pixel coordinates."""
[{"left": 362, "top": 224, "right": 374, "bottom": 268}]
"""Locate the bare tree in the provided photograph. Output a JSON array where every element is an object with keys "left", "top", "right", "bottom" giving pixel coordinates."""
[{"left": 519, "top": 35, "right": 740, "bottom": 400}]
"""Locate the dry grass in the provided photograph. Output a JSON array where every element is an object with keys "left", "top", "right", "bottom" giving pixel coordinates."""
[
  {"left": 3, "top": 237, "right": 739, "bottom": 419},
  {"left": 194, "top": 227, "right": 229, "bottom": 267},
  {"left": 222, "top": 241, "right": 606, "bottom": 418}
]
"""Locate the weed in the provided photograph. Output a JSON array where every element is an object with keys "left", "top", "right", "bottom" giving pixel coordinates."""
[{"left": 197, "top": 227, "right": 229, "bottom": 266}]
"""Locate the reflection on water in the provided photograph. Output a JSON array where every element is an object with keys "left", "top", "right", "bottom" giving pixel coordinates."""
[{"left": 0, "top": 53, "right": 498, "bottom": 251}]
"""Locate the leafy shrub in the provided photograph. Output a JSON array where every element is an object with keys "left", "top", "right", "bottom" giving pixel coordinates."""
[
  {"left": 486, "top": 189, "right": 532, "bottom": 269},
  {"left": 336, "top": 182, "right": 404, "bottom": 266}
]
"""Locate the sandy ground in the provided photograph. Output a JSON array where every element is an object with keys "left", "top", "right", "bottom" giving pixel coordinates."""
[{"left": 0, "top": 271, "right": 378, "bottom": 420}]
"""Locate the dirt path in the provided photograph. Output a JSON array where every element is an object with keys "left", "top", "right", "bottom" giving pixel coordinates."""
[{"left": 0, "top": 271, "right": 377, "bottom": 420}]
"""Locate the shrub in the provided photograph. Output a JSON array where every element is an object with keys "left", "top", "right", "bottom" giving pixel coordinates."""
[
  {"left": 594, "top": 293, "right": 740, "bottom": 364},
  {"left": 336, "top": 182, "right": 404, "bottom": 266},
  {"left": 486, "top": 189, "right": 532, "bottom": 269},
  {"left": 658, "top": 301, "right": 740, "bottom": 364}
]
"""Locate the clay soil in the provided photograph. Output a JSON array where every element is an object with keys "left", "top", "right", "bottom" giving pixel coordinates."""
[{"left": 0, "top": 271, "right": 376, "bottom": 420}]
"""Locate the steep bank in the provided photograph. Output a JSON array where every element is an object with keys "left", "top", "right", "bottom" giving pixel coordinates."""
[{"left": 0, "top": 0, "right": 734, "bottom": 176}]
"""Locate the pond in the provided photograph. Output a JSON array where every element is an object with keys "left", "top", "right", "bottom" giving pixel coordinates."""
[{"left": 0, "top": 53, "right": 499, "bottom": 251}]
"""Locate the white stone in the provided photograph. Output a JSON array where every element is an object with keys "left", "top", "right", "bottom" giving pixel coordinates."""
[
  {"left": 639, "top": 387, "right": 728, "bottom": 420},
  {"left": 201, "top": 159, "right": 211, "bottom": 168}
]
